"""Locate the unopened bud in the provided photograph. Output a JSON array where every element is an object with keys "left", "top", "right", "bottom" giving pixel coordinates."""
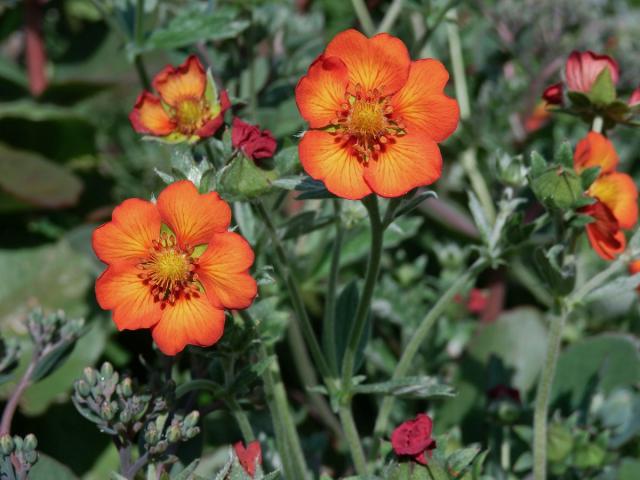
[
  {"left": 83, "top": 367, "right": 97, "bottom": 386},
  {"left": 120, "top": 378, "right": 133, "bottom": 398},
  {"left": 0, "top": 435, "right": 14, "bottom": 455},
  {"left": 145, "top": 425, "right": 159, "bottom": 445},
  {"left": 100, "top": 401, "right": 116, "bottom": 421},
  {"left": 75, "top": 379, "right": 91, "bottom": 397},
  {"left": 23, "top": 434, "right": 37, "bottom": 451},
  {"left": 167, "top": 425, "right": 182, "bottom": 443},
  {"left": 12, "top": 436, "right": 23, "bottom": 451},
  {"left": 184, "top": 411, "right": 200, "bottom": 428},
  {"left": 23, "top": 449, "right": 38, "bottom": 464},
  {"left": 155, "top": 440, "right": 168, "bottom": 454},
  {"left": 185, "top": 426, "right": 200, "bottom": 439},
  {"left": 119, "top": 410, "right": 131, "bottom": 424},
  {"left": 100, "top": 362, "right": 114, "bottom": 380}
]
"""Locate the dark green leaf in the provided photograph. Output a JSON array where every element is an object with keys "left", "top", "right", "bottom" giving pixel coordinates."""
[
  {"left": 554, "top": 142, "right": 574, "bottom": 169},
  {"left": 580, "top": 166, "right": 601, "bottom": 190},
  {"left": 295, "top": 176, "right": 336, "bottom": 200},
  {"left": 334, "top": 281, "right": 369, "bottom": 372}
]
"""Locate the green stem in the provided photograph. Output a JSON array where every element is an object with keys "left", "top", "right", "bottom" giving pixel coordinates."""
[
  {"left": 253, "top": 200, "right": 334, "bottom": 386},
  {"left": 592, "top": 115, "right": 603, "bottom": 133},
  {"left": 324, "top": 199, "right": 344, "bottom": 375},
  {"left": 227, "top": 396, "right": 255, "bottom": 443},
  {"left": 239, "top": 310, "right": 309, "bottom": 479},
  {"left": 533, "top": 305, "right": 568, "bottom": 480},
  {"left": 204, "top": 141, "right": 222, "bottom": 170},
  {"left": 377, "top": 0, "right": 404, "bottom": 33},
  {"left": 133, "top": 0, "right": 151, "bottom": 90},
  {"left": 339, "top": 405, "right": 368, "bottom": 476},
  {"left": 371, "top": 257, "right": 488, "bottom": 456},
  {"left": 446, "top": 9, "right": 496, "bottom": 224},
  {"left": 341, "top": 196, "right": 384, "bottom": 384},
  {"left": 569, "top": 255, "right": 626, "bottom": 305},
  {"left": 351, "top": 0, "right": 375, "bottom": 36}
]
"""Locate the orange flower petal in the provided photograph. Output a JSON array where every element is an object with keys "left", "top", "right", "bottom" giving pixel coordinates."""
[
  {"left": 156, "top": 180, "right": 231, "bottom": 247},
  {"left": 151, "top": 296, "right": 225, "bottom": 355},
  {"left": 129, "top": 92, "right": 175, "bottom": 136},
  {"left": 197, "top": 232, "right": 257, "bottom": 310},
  {"left": 92, "top": 198, "right": 161, "bottom": 264},
  {"left": 391, "top": 59, "right": 460, "bottom": 142},
  {"left": 153, "top": 55, "right": 206, "bottom": 107},
  {"left": 574, "top": 132, "right": 618, "bottom": 175},
  {"left": 324, "top": 29, "right": 410, "bottom": 96},
  {"left": 296, "top": 55, "right": 350, "bottom": 128},
  {"left": 586, "top": 223, "right": 626, "bottom": 261},
  {"left": 298, "top": 130, "right": 372, "bottom": 200},
  {"left": 95, "top": 262, "right": 162, "bottom": 330},
  {"left": 363, "top": 132, "right": 442, "bottom": 198},
  {"left": 629, "top": 259, "right": 640, "bottom": 275},
  {"left": 590, "top": 173, "right": 638, "bottom": 229}
]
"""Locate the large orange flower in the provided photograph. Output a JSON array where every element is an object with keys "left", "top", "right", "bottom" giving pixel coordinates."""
[
  {"left": 129, "top": 55, "right": 230, "bottom": 143},
  {"left": 575, "top": 133, "right": 638, "bottom": 260},
  {"left": 92, "top": 181, "right": 257, "bottom": 355},
  {"left": 295, "top": 29, "right": 459, "bottom": 199}
]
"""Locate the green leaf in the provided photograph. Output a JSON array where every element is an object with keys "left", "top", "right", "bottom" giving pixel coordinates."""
[
  {"left": 529, "top": 151, "right": 548, "bottom": 177},
  {"left": 393, "top": 190, "right": 438, "bottom": 220},
  {"left": 587, "top": 67, "right": 616, "bottom": 105},
  {"left": 295, "top": 176, "right": 336, "bottom": 200},
  {"left": 446, "top": 445, "right": 481, "bottom": 476},
  {"left": 553, "top": 142, "right": 574, "bottom": 169},
  {"left": 334, "top": 281, "right": 370, "bottom": 372},
  {"left": 467, "top": 192, "right": 490, "bottom": 243},
  {"left": 353, "top": 376, "right": 455, "bottom": 398},
  {"left": 217, "top": 155, "right": 278, "bottom": 201},
  {"left": 567, "top": 91, "right": 592, "bottom": 108},
  {"left": 619, "top": 459, "right": 640, "bottom": 480},
  {"left": 530, "top": 165, "right": 583, "bottom": 210},
  {"left": 0, "top": 144, "right": 83, "bottom": 209},
  {"left": 280, "top": 211, "right": 334, "bottom": 240},
  {"left": 144, "top": 6, "right": 250, "bottom": 51},
  {"left": 534, "top": 246, "right": 575, "bottom": 296},
  {"left": 585, "top": 272, "right": 640, "bottom": 303},
  {"left": 273, "top": 146, "right": 300, "bottom": 176},
  {"left": 552, "top": 334, "right": 640, "bottom": 409},
  {"left": 29, "top": 453, "right": 79, "bottom": 480}
]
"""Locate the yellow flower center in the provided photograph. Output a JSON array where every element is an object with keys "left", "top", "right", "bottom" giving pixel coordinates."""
[
  {"left": 331, "top": 86, "right": 405, "bottom": 164},
  {"left": 173, "top": 98, "right": 207, "bottom": 135},
  {"left": 137, "top": 232, "right": 200, "bottom": 308}
]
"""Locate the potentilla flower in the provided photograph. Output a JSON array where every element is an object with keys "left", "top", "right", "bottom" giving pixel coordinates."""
[
  {"left": 295, "top": 29, "right": 459, "bottom": 199},
  {"left": 92, "top": 180, "right": 257, "bottom": 355},
  {"left": 130, "top": 55, "right": 231, "bottom": 143},
  {"left": 234, "top": 441, "right": 262, "bottom": 477},
  {"left": 574, "top": 133, "right": 638, "bottom": 260},
  {"left": 391, "top": 413, "right": 437, "bottom": 465},
  {"left": 565, "top": 50, "right": 619, "bottom": 93},
  {"left": 231, "top": 117, "right": 277, "bottom": 160}
]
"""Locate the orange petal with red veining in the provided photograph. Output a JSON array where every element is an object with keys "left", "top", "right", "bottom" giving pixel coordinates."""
[
  {"left": 129, "top": 92, "right": 175, "bottom": 136},
  {"left": 156, "top": 180, "right": 231, "bottom": 247},
  {"left": 299, "top": 130, "right": 372, "bottom": 200},
  {"left": 153, "top": 55, "right": 207, "bottom": 107},
  {"left": 324, "top": 29, "right": 410, "bottom": 96},
  {"left": 296, "top": 55, "right": 350, "bottom": 128},
  {"left": 391, "top": 59, "right": 459, "bottom": 142},
  {"left": 197, "top": 232, "right": 257, "bottom": 310},
  {"left": 152, "top": 296, "right": 225, "bottom": 355},
  {"left": 95, "top": 262, "right": 162, "bottom": 330},
  {"left": 363, "top": 132, "right": 442, "bottom": 198},
  {"left": 92, "top": 198, "right": 161, "bottom": 264}
]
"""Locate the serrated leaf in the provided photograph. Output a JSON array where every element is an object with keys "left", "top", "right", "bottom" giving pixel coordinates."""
[
  {"left": 467, "top": 192, "right": 490, "bottom": 242},
  {"left": 353, "top": 376, "right": 455, "bottom": 398}
]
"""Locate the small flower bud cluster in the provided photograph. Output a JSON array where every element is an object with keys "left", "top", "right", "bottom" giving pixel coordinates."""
[
  {"left": 143, "top": 411, "right": 200, "bottom": 458},
  {"left": 0, "top": 433, "right": 38, "bottom": 477},
  {"left": 72, "top": 362, "right": 153, "bottom": 436},
  {"left": 27, "top": 308, "right": 84, "bottom": 354},
  {"left": 0, "top": 336, "right": 20, "bottom": 377}
]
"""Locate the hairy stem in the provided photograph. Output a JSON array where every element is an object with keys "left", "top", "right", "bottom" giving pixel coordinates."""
[
  {"left": 339, "top": 405, "right": 368, "bottom": 476},
  {"left": 323, "top": 200, "right": 344, "bottom": 374},
  {"left": 446, "top": 9, "right": 496, "bottom": 223},
  {"left": 0, "top": 359, "right": 36, "bottom": 435},
  {"left": 533, "top": 306, "right": 567, "bottom": 480},
  {"left": 227, "top": 396, "right": 256, "bottom": 443},
  {"left": 371, "top": 257, "right": 488, "bottom": 457}
]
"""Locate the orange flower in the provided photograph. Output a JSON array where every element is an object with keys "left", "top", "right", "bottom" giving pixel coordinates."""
[
  {"left": 129, "top": 55, "right": 230, "bottom": 143},
  {"left": 295, "top": 29, "right": 459, "bottom": 199},
  {"left": 575, "top": 133, "right": 638, "bottom": 260},
  {"left": 92, "top": 181, "right": 257, "bottom": 355}
]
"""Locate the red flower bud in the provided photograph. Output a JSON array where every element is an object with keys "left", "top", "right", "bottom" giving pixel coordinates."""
[
  {"left": 542, "top": 82, "right": 563, "bottom": 105},
  {"left": 391, "top": 413, "right": 436, "bottom": 465},
  {"left": 487, "top": 384, "right": 521, "bottom": 404},
  {"left": 231, "top": 117, "right": 277, "bottom": 161},
  {"left": 234, "top": 440, "right": 262, "bottom": 477},
  {"left": 467, "top": 288, "right": 488, "bottom": 314}
]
